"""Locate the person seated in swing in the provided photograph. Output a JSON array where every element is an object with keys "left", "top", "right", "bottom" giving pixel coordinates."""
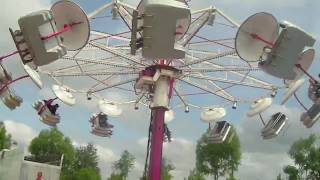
[
  {"left": 163, "top": 123, "right": 172, "bottom": 142},
  {"left": 90, "top": 118, "right": 95, "bottom": 127},
  {"left": 49, "top": 104, "right": 59, "bottom": 115},
  {"left": 43, "top": 99, "right": 59, "bottom": 115},
  {"left": 308, "top": 79, "right": 320, "bottom": 102},
  {"left": 98, "top": 113, "right": 110, "bottom": 128}
]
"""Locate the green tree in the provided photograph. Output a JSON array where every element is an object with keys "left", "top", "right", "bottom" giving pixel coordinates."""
[
  {"left": 74, "top": 143, "right": 99, "bottom": 172},
  {"left": 161, "top": 158, "right": 175, "bottom": 180},
  {"left": 283, "top": 166, "right": 299, "bottom": 180},
  {"left": 0, "top": 122, "right": 11, "bottom": 150},
  {"left": 139, "top": 158, "right": 175, "bottom": 180},
  {"left": 195, "top": 127, "right": 241, "bottom": 180},
  {"left": 108, "top": 173, "right": 124, "bottom": 180},
  {"left": 73, "top": 168, "right": 101, "bottom": 180},
  {"left": 276, "top": 173, "right": 284, "bottom": 180},
  {"left": 28, "top": 129, "right": 103, "bottom": 180},
  {"left": 283, "top": 134, "right": 320, "bottom": 180},
  {"left": 187, "top": 169, "right": 205, "bottom": 180},
  {"left": 108, "top": 150, "right": 135, "bottom": 179},
  {"left": 28, "top": 128, "right": 75, "bottom": 175}
]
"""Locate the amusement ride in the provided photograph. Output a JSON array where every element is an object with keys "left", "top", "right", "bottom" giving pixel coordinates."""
[{"left": 0, "top": 0, "right": 319, "bottom": 179}]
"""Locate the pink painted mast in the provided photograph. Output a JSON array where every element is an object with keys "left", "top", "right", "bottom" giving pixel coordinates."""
[
  {"left": 148, "top": 107, "right": 166, "bottom": 180},
  {"left": 147, "top": 62, "right": 175, "bottom": 180}
]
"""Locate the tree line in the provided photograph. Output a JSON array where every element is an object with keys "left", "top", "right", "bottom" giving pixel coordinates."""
[
  {"left": 1, "top": 121, "right": 319, "bottom": 180},
  {"left": 0, "top": 123, "right": 174, "bottom": 180},
  {"left": 1, "top": 122, "right": 241, "bottom": 180}
]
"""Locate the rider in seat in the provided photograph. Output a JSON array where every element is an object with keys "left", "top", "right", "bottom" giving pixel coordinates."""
[
  {"left": 163, "top": 123, "right": 172, "bottom": 142},
  {"left": 98, "top": 113, "right": 108, "bottom": 128},
  {"left": 43, "top": 99, "right": 59, "bottom": 115}
]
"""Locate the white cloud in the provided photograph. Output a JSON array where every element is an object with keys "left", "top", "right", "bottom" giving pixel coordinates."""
[
  {"left": 3, "top": 120, "right": 37, "bottom": 147},
  {"left": 0, "top": 0, "right": 50, "bottom": 50},
  {"left": 96, "top": 144, "right": 119, "bottom": 163},
  {"left": 216, "top": 0, "right": 308, "bottom": 8},
  {"left": 0, "top": 0, "right": 50, "bottom": 74},
  {"left": 163, "top": 138, "right": 197, "bottom": 178},
  {"left": 237, "top": 152, "right": 293, "bottom": 180},
  {"left": 96, "top": 144, "right": 119, "bottom": 178}
]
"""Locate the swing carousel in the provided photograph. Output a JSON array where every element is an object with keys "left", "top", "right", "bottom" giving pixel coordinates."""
[{"left": 0, "top": 0, "right": 318, "bottom": 179}]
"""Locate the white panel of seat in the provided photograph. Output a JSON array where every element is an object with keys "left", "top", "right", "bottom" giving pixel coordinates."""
[{"left": 259, "top": 22, "right": 316, "bottom": 80}]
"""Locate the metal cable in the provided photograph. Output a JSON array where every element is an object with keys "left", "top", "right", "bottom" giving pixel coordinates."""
[
  {"left": 62, "top": 56, "right": 140, "bottom": 69},
  {"left": 259, "top": 113, "right": 266, "bottom": 126},
  {"left": 51, "top": 71, "right": 139, "bottom": 77},
  {"left": 143, "top": 111, "right": 153, "bottom": 178},
  {"left": 183, "top": 67, "right": 261, "bottom": 73},
  {"left": 181, "top": 50, "right": 236, "bottom": 67},
  {"left": 293, "top": 92, "right": 308, "bottom": 111}
]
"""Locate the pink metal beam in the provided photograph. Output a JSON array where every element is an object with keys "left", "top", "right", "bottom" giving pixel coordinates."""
[
  {"left": 41, "top": 22, "right": 82, "bottom": 41},
  {"left": 148, "top": 107, "right": 166, "bottom": 180},
  {"left": 0, "top": 75, "right": 29, "bottom": 92}
]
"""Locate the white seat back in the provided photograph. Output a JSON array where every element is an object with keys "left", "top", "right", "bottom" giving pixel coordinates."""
[
  {"left": 16, "top": 10, "right": 67, "bottom": 66},
  {"left": 260, "top": 23, "right": 315, "bottom": 80},
  {"left": 140, "top": 0, "right": 190, "bottom": 59}
]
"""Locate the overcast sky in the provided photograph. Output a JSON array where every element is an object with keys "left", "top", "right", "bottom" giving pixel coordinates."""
[{"left": 1, "top": 0, "right": 320, "bottom": 180}]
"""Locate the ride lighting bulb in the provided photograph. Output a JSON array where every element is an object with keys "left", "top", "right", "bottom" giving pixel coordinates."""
[
  {"left": 185, "top": 106, "right": 190, "bottom": 113},
  {"left": 232, "top": 102, "right": 237, "bottom": 109}
]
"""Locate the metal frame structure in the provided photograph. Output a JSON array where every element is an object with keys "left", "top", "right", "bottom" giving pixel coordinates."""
[
  {"left": 35, "top": 1, "right": 283, "bottom": 179},
  {"left": 2, "top": 1, "right": 305, "bottom": 180}
]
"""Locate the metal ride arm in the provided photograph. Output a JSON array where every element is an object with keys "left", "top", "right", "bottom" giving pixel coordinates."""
[
  {"left": 187, "top": 74, "right": 274, "bottom": 90},
  {"left": 89, "top": 77, "right": 137, "bottom": 93},
  {"left": 184, "top": 53, "right": 275, "bottom": 89},
  {"left": 88, "top": 2, "right": 114, "bottom": 19},
  {"left": 87, "top": 0, "right": 134, "bottom": 32},
  {"left": 178, "top": 6, "right": 239, "bottom": 48},
  {"left": 88, "top": 75, "right": 114, "bottom": 92},
  {"left": 49, "top": 71, "right": 139, "bottom": 77},
  {"left": 178, "top": 7, "right": 214, "bottom": 46},
  {"left": 62, "top": 56, "right": 141, "bottom": 70},
  {"left": 179, "top": 78, "right": 235, "bottom": 102},
  {"left": 116, "top": 3, "right": 134, "bottom": 30},
  {"left": 134, "top": 93, "right": 146, "bottom": 108},
  {"left": 215, "top": 8, "right": 240, "bottom": 28},
  {"left": 191, "top": 5, "right": 241, "bottom": 26},
  {"left": 87, "top": 0, "right": 135, "bottom": 29},
  {"left": 183, "top": 66, "right": 260, "bottom": 73},
  {"left": 91, "top": 30, "right": 131, "bottom": 42},
  {"left": 173, "top": 87, "right": 189, "bottom": 107},
  {"left": 89, "top": 41, "right": 146, "bottom": 66},
  {"left": 203, "top": 60, "right": 275, "bottom": 89},
  {"left": 180, "top": 50, "right": 236, "bottom": 67},
  {"left": 85, "top": 74, "right": 135, "bottom": 94}
]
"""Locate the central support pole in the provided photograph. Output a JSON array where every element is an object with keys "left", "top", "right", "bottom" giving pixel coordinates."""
[
  {"left": 148, "top": 107, "right": 166, "bottom": 179},
  {"left": 148, "top": 76, "right": 170, "bottom": 180}
]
